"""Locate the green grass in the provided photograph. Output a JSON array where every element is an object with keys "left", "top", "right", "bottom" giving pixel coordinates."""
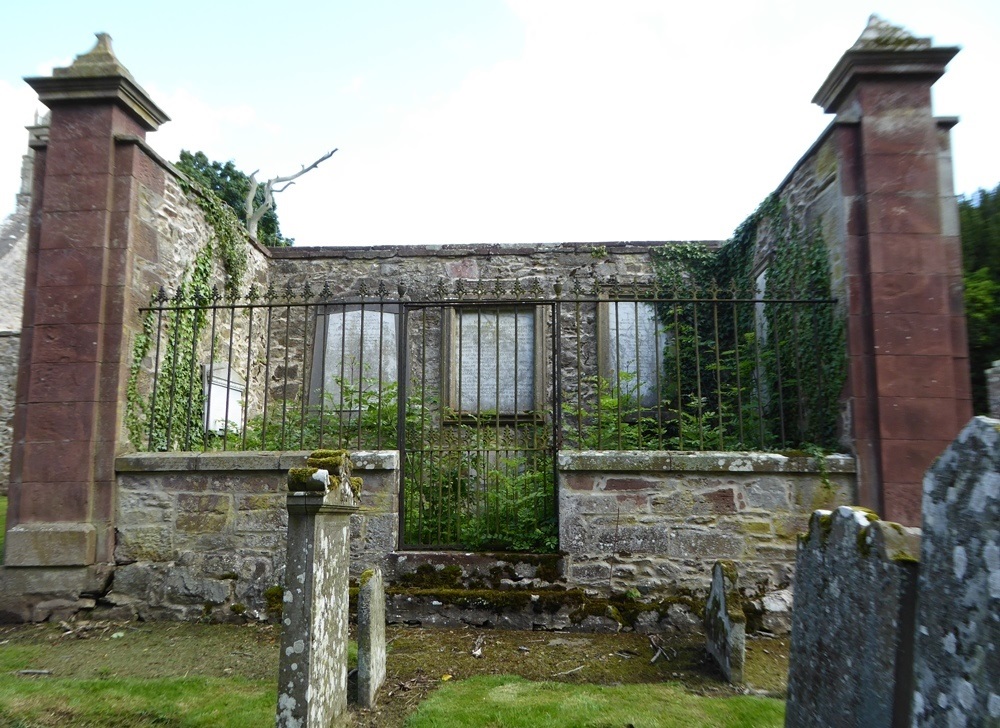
[
  {"left": 0, "top": 675, "right": 274, "bottom": 727},
  {"left": 405, "top": 675, "right": 784, "bottom": 728}
]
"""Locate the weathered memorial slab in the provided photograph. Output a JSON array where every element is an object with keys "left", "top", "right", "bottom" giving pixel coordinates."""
[
  {"left": 911, "top": 416, "right": 1000, "bottom": 727},
  {"left": 785, "top": 506, "right": 920, "bottom": 728},
  {"left": 703, "top": 560, "right": 745, "bottom": 683}
]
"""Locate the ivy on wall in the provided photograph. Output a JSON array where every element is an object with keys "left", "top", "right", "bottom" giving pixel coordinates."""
[
  {"left": 125, "top": 180, "right": 252, "bottom": 450},
  {"left": 649, "top": 194, "right": 846, "bottom": 451}
]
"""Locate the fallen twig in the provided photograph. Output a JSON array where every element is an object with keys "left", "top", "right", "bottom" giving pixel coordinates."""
[{"left": 552, "top": 665, "right": 584, "bottom": 677}]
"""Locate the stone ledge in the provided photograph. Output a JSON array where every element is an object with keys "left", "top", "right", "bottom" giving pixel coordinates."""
[
  {"left": 4, "top": 523, "right": 97, "bottom": 566},
  {"left": 559, "top": 450, "right": 856, "bottom": 474},
  {"left": 116, "top": 450, "right": 400, "bottom": 473}
]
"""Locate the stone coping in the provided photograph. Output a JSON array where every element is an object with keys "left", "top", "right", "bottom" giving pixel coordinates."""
[
  {"left": 115, "top": 450, "right": 399, "bottom": 473},
  {"left": 558, "top": 450, "right": 856, "bottom": 474},
  {"left": 268, "top": 240, "right": 724, "bottom": 260},
  {"left": 117, "top": 449, "right": 850, "bottom": 474}
]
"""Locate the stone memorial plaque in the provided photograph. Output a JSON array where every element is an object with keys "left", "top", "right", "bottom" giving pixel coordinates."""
[
  {"left": 323, "top": 309, "right": 397, "bottom": 407},
  {"left": 457, "top": 309, "right": 534, "bottom": 413}
]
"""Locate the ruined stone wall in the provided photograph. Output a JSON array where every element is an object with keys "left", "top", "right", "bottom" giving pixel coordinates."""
[
  {"left": 0, "top": 333, "right": 19, "bottom": 496},
  {"left": 559, "top": 451, "right": 856, "bottom": 597}
]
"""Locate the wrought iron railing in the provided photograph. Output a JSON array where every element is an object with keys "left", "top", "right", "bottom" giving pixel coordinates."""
[{"left": 132, "top": 276, "right": 843, "bottom": 550}]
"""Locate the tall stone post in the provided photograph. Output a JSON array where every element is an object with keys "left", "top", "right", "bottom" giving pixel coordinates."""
[
  {"left": 1, "top": 35, "right": 168, "bottom": 613},
  {"left": 987, "top": 360, "right": 1000, "bottom": 419},
  {"left": 277, "top": 451, "right": 360, "bottom": 728},
  {"left": 813, "top": 17, "right": 972, "bottom": 525}
]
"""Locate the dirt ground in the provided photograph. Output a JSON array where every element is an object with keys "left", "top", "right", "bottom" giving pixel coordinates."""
[
  {"left": 353, "top": 626, "right": 788, "bottom": 726},
  {"left": 0, "top": 620, "right": 788, "bottom": 727}
]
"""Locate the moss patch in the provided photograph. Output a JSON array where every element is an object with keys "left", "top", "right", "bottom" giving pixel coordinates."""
[
  {"left": 287, "top": 467, "right": 325, "bottom": 491},
  {"left": 263, "top": 586, "right": 284, "bottom": 618},
  {"left": 306, "top": 449, "right": 346, "bottom": 472},
  {"left": 359, "top": 568, "right": 375, "bottom": 587}
]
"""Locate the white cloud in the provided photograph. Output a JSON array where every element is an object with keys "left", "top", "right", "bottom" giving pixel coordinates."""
[
  {"left": 0, "top": 81, "right": 43, "bottom": 217},
  {"left": 144, "top": 85, "right": 284, "bottom": 171}
]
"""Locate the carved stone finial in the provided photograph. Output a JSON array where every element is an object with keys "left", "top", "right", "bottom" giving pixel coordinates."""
[
  {"left": 53, "top": 32, "right": 134, "bottom": 81},
  {"left": 850, "top": 15, "right": 932, "bottom": 52},
  {"left": 812, "top": 15, "right": 958, "bottom": 114}
]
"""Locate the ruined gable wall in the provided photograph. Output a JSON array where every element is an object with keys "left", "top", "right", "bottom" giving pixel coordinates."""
[
  {"left": 119, "top": 140, "right": 270, "bottom": 450},
  {"left": 0, "top": 143, "right": 33, "bottom": 496}
]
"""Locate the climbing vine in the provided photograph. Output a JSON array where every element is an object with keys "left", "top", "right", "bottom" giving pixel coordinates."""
[
  {"left": 125, "top": 178, "right": 252, "bottom": 450},
  {"left": 649, "top": 194, "right": 846, "bottom": 451}
]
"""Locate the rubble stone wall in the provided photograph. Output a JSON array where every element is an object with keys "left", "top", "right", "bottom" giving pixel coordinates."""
[
  {"left": 0, "top": 332, "right": 18, "bottom": 496},
  {"left": 560, "top": 451, "right": 856, "bottom": 597},
  {"left": 111, "top": 450, "right": 397, "bottom": 619}
]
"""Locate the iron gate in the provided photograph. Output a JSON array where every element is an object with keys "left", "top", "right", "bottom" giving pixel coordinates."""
[{"left": 397, "top": 299, "right": 560, "bottom": 552}]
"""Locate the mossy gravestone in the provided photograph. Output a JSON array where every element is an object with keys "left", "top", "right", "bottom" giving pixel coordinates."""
[
  {"left": 785, "top": 506, "right": 920, "bottom": 728},
  {"left": 911, "top": 417, "right": 1000, "bottom": 727},
  {"left": 704, "top": 560, "right": 745, "bottom": 684}
]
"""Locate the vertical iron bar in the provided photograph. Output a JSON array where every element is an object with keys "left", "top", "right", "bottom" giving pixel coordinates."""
[
  {"left": 633, "top": 298, "right": 643, "bottom": 450},
  {"left": 375, "top": 299, "right": 386, "bottom": 450},
  {"left": 336, "top": 305, "right": 347, "bottom": 447},
  {"left": 182, "top": 299, "right": 201, "bottom": 451},
  {"left": 653, "top": 294, "right": 664, "bottom": 449},
  {"left": 672, "top": 298, "right": 683, "bottom": 450},
  {"left": 732, "top": 295, "right": 745, "bottom": 447},
  {"left": 163, "top": 300, "right": 185, "bottom": 450},
  {"left": 261, "top": 304, "right": 274, "bottom": 450},
  {"left": 551, "top": 300, "right": 561, "bottom": 531},
  {"left": 147, "top": 304, "right": 165, "bottom": 450},
  {"left": 223, "top": 302, "right": 237, "bottom": 450},
  {"left": 773, "top": 303, "right": 787, "bottom": 447},
  {"left": 396, "top": 304, "right": 409, "bottom": 549},
  {"left": 790, "top": 303, "right": 806, "bottom": 444},
  {"left": 317, "top": 306, "right": 328, "bottom": 449},
  {"left": 574, "top": 298, "right": 583, "bottom": 448},
  {"left": 203, "top": 298, "right": 219, "bottom": 452},
  {"left": 692, "top": 293, "right": 704, "bottom": 450},
  {"left": 280, "top": 299, "right": 292, "bottom": 449},
  {"left": 613, "top": 298, "right": 622, "bottom": 450},
  {"left": 241, "top": 302, "right": 255, "bottom": 451},
  {"left": 299, "top": 302, "right": 310, "bottom": 450},
  {"left": 712, "top": 292, "right": 723, "bottom": 450},
  {"left": 357, "top": 301, "right": 366, "bottom": 449}
]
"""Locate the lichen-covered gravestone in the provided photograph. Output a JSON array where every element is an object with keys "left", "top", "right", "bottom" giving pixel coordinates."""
[
  {"left": 785, "top": 506, "right": 921, "bottom": 728},
  {"left": 276, "top": 450, "right": 360, "bottom": 728},
  {"left": 703, "top": 560, "right": 745, "bottom": 683},
  {"left": 357, "top": 565, "right": 387, "bottom": 708},
  {"left": 911, "top": 416, "right": 1000, "bottom": 726}
]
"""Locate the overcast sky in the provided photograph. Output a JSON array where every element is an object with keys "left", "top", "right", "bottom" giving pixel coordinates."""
[{"left": 1, "top": 1, "right": 997, "bottom": 246}]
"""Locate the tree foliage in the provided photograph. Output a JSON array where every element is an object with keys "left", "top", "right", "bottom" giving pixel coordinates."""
[
  {"left": 176, "top": 150, "right": 292, "bottom": 247},
  {"left": 959, "top": 183, "right": 1000, "bottom": 413}
]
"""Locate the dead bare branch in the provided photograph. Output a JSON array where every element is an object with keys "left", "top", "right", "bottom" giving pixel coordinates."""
[{"left": 244, "top": 150, "right": 338, "bottom": 240}]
